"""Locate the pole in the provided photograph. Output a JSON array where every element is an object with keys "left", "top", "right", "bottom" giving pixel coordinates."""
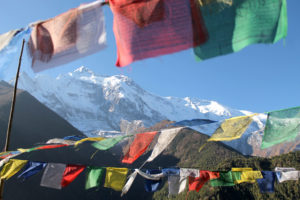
[{"left": 0, "top": 39, "right": 25, "bottom": 200}]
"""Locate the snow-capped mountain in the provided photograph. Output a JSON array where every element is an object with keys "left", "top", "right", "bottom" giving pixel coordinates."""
[{"left": 15, "top": 66, "right": 293, "bottom": 156}]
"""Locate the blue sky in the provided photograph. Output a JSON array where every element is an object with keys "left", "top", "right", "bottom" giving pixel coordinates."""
[{"left": 0, "top": 0, "right": 299, "bottom": 113}]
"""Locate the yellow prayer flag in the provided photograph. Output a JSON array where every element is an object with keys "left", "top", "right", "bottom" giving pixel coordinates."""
[
  {"left": 0, "top": 159, "right": 27, "bottom": 180},
  {"left": 208, "top": 114, "right": 257, "bottom": 141},
  {"left": 231, "top": 168, "right": 253, "bottom": 172},
  {"left": 74, "top": 137, "right": 104, "bottom": 147},
  {"left": 236, "top": 171, "right": 263, "bottom": 184},
  {"left": 104, "top": 167, "right": 128, "bottom": 191},
  {"left": 17, "top": 148, "right": 30, "bottom": 153}
]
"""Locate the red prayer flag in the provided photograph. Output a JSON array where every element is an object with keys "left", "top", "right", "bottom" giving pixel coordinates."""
[
  {"left": 110, "top": 0, "right": 207, "bottom": 67},
  {"left": 122, "top": 131, "right": 157, "bottom": 164},
  {"left": 61, "top": 164, "right": 86, "bottom": 187},
  {"left": 189, "top": 170, "right": 219, "bottom": 192},
  {"left": 35, "top": 144, "right": 68, "bottom": 150}
]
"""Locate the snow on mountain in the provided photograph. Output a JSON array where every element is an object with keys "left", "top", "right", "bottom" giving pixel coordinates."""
[{"left": 16, "top": 66, "right": 273, "bottom": 156}]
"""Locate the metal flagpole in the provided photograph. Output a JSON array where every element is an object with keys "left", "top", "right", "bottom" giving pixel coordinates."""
[{"left": 0, "top": 39, "right": 25, "bottom": 200}]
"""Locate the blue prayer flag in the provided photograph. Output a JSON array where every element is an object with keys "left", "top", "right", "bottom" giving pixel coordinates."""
[
  {"left": 162, "top": 168, "right": 180, "bottom": 176},
  {"left": 18, "top": 161, "right": 47, "bottom": 181},
  {"left": 256, "top": 171, "right": 276, "bottom": 193},
  {"left": 144, "top": 169, "right": 163, "bottom": 192}
]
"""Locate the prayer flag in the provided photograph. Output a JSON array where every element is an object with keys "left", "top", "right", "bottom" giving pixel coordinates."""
[
  {"left": 208, "top": 115, "right": 256, "bottom": 141},
  {"left": 188, "top": 170, "right": 219, "bottom": 192},
  {"left": 236, "top": 171, "right": 263, "bottom": 184},
  {"left": 0, "top": 159, "right": 27, "bottom": 180},
  {"left": 231, "top": 168, "right": 253, "bottom": 172},
  {"left": 194, "top": 0, "right": 287, "bottom": 60},
  {"left": 46, "top": 138, "right": 76, "bottom": 145},
  {"left": 122, "top": 131, "right": 157, "bottom": 164},
  {"left": 110, "top": 0, "right": 207, "bottom": 67},
  {"left": 74, "top": 137, "right": 104, "bottom": 147},
  {"left": 61, "top": 164, "right": 86, "bottom": 187},
  {"left": 121, "top": 170, "right": 138, "bottom": 196},
  {"left": 104, "top": 167, "right": 128, "bottom": 191},
  {"left": 0, "top": 28, "right": 31, "bottom": 81},
  {"left": 18, "top": 161, "right": 47, "bottom": 180},
  {"left": 168, "top": 175, "right": 181, "bottom": 195},
  {"left": 180, "top": 168, "right": 200, "bottom": 178},
  {"left": 147, "top": 127, "right": 183, "bottom": 162},
  {"left": 63, "top": 135, "right": 87, "bottom": 141},
  {"left": 257, "top": 171, "right": 276, "bottom": 193},
  {"left": 162, "top": 168, "right": 180, "bottom": 176},
  {"left": 171, "top": 119, "right": 217, "bottom": 127},
  {"left": 261, "top": 106, "right": 300, "bottom": 149},
  {"left": 144, "top": 169, "right": 163, "bottom": 192},
  {"left": 275, "top": 167, "right": 300, "bottom": 183},
  {"left": 28, "top": 1, "right": 106, "bottom": 72},
  {"left": 0, "top": 29, "right": 21, "bottom": 52},
  {"left": 40, "top": 163, "right": 66, "bottom": 189},
  {"left": 92, "top": 135, "right": 130, "bottom": 150},
  {"left": 210, "top": 171, "right": 235, "bottom": 186},
  {"left": 178, "top": 168, "right": 200, "bottom": 194},
  {"left": 85, "top": 166, "right": 104, "bottom": 190}
]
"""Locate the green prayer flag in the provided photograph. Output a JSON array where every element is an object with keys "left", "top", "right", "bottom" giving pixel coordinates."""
[
  {"left": 232, "top": 171, "right": 242, "bottom": 183},
  {"left": 261, "top": 106, "right": 300, "bottom": 149},
  {"left": 85, "top": 167, "right": 104, "bottom": 190},
  {"left": 194, "top": 0, "right": 287, "bottom": 60},
  {"left": 92, "top": 135, "right": 131, "bottom": 150},
  {"left": 210, "top": 171, "right": 235, "bottom": 186}
]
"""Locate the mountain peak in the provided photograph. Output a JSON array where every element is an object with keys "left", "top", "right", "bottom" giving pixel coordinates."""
[{"left": 73, "top": 66, "right": 94, "bottom": 76}]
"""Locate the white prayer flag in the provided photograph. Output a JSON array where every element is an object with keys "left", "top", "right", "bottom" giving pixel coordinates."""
[
  {"left": 40, "top": 163, "right": 66, "bottom": 189},
  {"left": 146, "top": 127, "right": 183, "bottom": 162},
  {"left": 28, "top": 1, "right": 106, "bottom": 72}
]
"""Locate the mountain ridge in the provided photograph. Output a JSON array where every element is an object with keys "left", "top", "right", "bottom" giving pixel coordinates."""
[{"left": 15, "top": 66, "right": 300, "bottom": 157}]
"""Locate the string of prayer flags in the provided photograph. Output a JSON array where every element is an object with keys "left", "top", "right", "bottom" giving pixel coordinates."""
[
  {"left": 85, "top": 166, "right": 104, "bottom": 190},
  {"left": 256, "top": 171, "right": 276, "bottom": 193},
  {"left": 110, "top": 0, "right": 208, "bottom": 67},
  {"left": 74, "top": 137, "right": 104, "bottom": 147},
  {"left": 275, "top": 167, "right": 300, "bottom": 183},
  {"left": 0, "top": 159, "right": 27, "bottom": 180},
  {"left": 261, "top": 106, "right": 300, "bottom": 149},
  {"left": 194, "top": 0, "right": 288, "bottom": 61},
  {"left": 40, "top": 163, "right": 66, "bottom": 189},
  {"left": 208, "top": 114, "right": 257, "bottom": 141},
  {"left": 0, "top": 29, "right": 22, "bottom": 52},
  {"left": 144, "top": 169, "right": 163, "bottom": 192},
  {"left": 189, "top": 170, "right": 219, "bottom": 192},
  {"left": 146, "top": 127, "right": 183, "bottom": 162},
  {"left": 104, "top": 167, "right": 128, "bottom": 191},
  {"left": 61, "top": 164, "right": 86, "bottom": 187},
  {"left": 122, "top": 131, "right": 157, "bottom": 164},
  {"left": 92, "top": 135, "right": 131, "bottom": 151},
  {"left": 28, "top": 0, "right": 106, "bottom": 72},
  {"left": 18, "top": 161, "right": 47, "bottom": 181}
]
